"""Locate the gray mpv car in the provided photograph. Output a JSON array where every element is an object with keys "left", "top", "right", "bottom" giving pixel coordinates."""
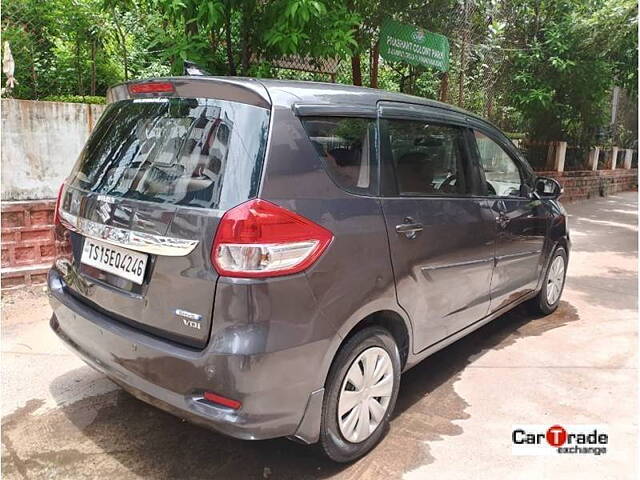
[{"left": 49, "top": 76, "right": 569, "bottom": 462}]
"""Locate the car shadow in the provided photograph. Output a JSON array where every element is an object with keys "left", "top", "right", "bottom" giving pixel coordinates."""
[{"left": 2, "top": 302, "right": 578, "bottom": 480}]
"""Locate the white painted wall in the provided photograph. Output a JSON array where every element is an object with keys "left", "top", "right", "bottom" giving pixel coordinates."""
[{"left": 1, "top": 99, "right": 106, "bottom": 200}]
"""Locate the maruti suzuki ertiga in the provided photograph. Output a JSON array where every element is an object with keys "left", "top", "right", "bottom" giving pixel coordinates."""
[{"left": 49, "top": 76, "right": 569, "bottom": 462}]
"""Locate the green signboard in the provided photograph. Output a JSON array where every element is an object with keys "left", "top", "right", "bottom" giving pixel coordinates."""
[{"left": 380, "top": 20, "right": 450, "bottom": 72}]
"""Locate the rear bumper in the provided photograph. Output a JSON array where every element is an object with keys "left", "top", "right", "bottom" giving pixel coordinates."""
[{"left": 48, "top": 268, "right": 326, "bottom": 442}]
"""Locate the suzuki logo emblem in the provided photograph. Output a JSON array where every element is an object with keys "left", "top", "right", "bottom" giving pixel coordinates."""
[{"left": 98, "top": 202, "right": 111, "bottom": 223}]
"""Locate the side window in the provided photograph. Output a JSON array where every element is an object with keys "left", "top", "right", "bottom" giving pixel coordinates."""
[
  {"left": 300, "top": 117, "right": 376, "bottom": 195},
  {"left": 383, "top": 119, "right": 471, "bottom": 196},
  {"left": 473, "top": 130, "right": 523, "bottom": 197}
]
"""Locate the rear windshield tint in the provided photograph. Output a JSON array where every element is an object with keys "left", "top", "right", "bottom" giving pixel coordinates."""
[{"left": 69, "top": 98, "right": 270, "bottom": 209}]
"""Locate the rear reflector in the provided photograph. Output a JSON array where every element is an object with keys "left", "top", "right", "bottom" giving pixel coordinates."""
[
  {"left": 203, "top": 392, "right": 241, "bottom": 410},
  {"left": 128, "top": 82, "right": 175, "bottom": 95},
  {"left": 211, "top": 199, "right": 333, "bottom": 278}
]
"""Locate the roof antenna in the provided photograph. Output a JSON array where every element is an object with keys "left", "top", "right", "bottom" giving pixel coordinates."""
[{"left": 183, "top": 60, "right": 210, "bottom": 76}]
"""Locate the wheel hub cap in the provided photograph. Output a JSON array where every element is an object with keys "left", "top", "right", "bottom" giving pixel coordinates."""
[
  {"left": 546, "top": 255, "right": 565, "bottom": 305},
  {"left": 337, "top": 347, "right": 393, "bottom": 443}
]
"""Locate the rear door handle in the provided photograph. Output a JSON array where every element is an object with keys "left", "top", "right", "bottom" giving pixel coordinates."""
[
  {"left": 395, "top": 220, "right": 424, "bottom": 239},
  {"left": 495, "top": 212, "right": 509, "bottom": 229}
]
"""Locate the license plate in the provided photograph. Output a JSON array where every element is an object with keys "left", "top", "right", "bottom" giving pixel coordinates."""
[{"left": 81, "top": 238, "right": 148, "bottom": 285}]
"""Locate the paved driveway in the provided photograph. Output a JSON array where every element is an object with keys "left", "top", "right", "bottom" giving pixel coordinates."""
[{"left": 2, "top": 192, "right": 637, "bottom": 479}]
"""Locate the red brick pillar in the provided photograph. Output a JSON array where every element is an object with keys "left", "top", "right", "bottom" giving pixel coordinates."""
[{"left": 1, "top": 200, "right": 69, "bottom": 288}]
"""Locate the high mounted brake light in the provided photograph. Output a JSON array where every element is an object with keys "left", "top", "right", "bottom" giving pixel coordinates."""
[
  {"left": 128, "top": 82, "right": 175, "bottom": 95},
  {"left": 211, "top": 199, "right": 333, "bottom": 278}
]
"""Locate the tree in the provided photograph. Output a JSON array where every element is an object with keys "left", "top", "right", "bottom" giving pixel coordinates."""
[
  {"left": 504, "top": 0, "right": 637, "bottom": 146},
  {"left": 2, "top": 0, "right": 163, "bottom": 99},
  {"left": 149, "top": 0, "right": 359, "bottom": 76},
  {"left": 1, "top": 0, "right": 636, "bottom": 156}
]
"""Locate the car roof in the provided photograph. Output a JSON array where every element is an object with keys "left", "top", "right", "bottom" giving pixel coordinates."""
[
  {"left": 110, "top": 75, "right": 487, "bottom": 124},
  {"left": 255, "top": 78, "right": 459, "bottom": 109},
  {"left": 234, "top": 77, "right": 494, "bottom": 126}
]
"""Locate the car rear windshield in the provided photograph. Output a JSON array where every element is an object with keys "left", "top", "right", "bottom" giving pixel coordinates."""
[{"left": 69, "top": 97, "right": 270, "bottom": 209}]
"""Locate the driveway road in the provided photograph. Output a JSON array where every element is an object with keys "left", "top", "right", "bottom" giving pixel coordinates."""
[{"left": 2, "top": 192, "right": 637, "bottom": 479}]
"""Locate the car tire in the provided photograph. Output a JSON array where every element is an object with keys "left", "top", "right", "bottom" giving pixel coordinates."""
[
  {"left": 319, "top": 326, "right": 401, "bottom": 463},
  {"left": 530, "top": 246, "right": 567, "bottom": 315}
]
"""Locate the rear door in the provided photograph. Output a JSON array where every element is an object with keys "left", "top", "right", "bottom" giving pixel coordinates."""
[
  {"left": 468, "top": 128, "right": 548, "bottom": 312},
  {"left": 57, "top": 92, "right": 270, "bottom": 348},
  {"left": 378, "top": 103, "right": 496, "bottom": 352}
]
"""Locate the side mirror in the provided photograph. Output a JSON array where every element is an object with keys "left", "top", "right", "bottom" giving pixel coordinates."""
[{"left": 535, "top": 176, "right": 563, "bottom": 199}]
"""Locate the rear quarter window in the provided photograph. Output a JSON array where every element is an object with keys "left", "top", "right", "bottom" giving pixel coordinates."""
[
  {"left": 300, "top": 117, "right": 377, "bottom": 195},
  {"left": 69, "top": 97, "right": 270, "bottom": 210}
]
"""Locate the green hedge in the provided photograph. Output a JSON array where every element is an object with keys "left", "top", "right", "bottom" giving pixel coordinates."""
[{"left": 41, "top": 95, "right": 106, "bottom": 105}]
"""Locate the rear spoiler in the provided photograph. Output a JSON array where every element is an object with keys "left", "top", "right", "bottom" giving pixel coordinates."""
[{"left": 106, "top": 76, "right": 271, "bottom": 109}]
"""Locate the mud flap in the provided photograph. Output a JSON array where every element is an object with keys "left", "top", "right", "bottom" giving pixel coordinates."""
[{"left": 289, "top": 388, "right": 325, "bottom": 444}]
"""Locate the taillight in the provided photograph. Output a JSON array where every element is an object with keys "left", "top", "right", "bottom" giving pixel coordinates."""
[
  {"left": 128, "top": 81, "right": 175, "bottom": 95},
  {"left": 211, "top": 199, "right": 333, "bottom": 278},
  {"left": 54, "top": 182, "right": 65, "bottom": 225}
]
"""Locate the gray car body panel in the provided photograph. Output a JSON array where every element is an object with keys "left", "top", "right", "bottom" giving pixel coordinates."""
[
  {"left": 60, "top": 186, "right": 222, "bottom": 348},
  {"left": 49, "top": 268, "right": 324, "bottom": 440},
  {"left": 49, "top": 76, "right": 568, "bottom": 445}
]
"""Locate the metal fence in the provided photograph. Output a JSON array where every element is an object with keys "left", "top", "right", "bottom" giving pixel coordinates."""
[
  {"left": 564, "top": 145, "right": 591, "bottom": 171},
  {"left": 519, "top": 142, "right": 549, "bottom": 171}
]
